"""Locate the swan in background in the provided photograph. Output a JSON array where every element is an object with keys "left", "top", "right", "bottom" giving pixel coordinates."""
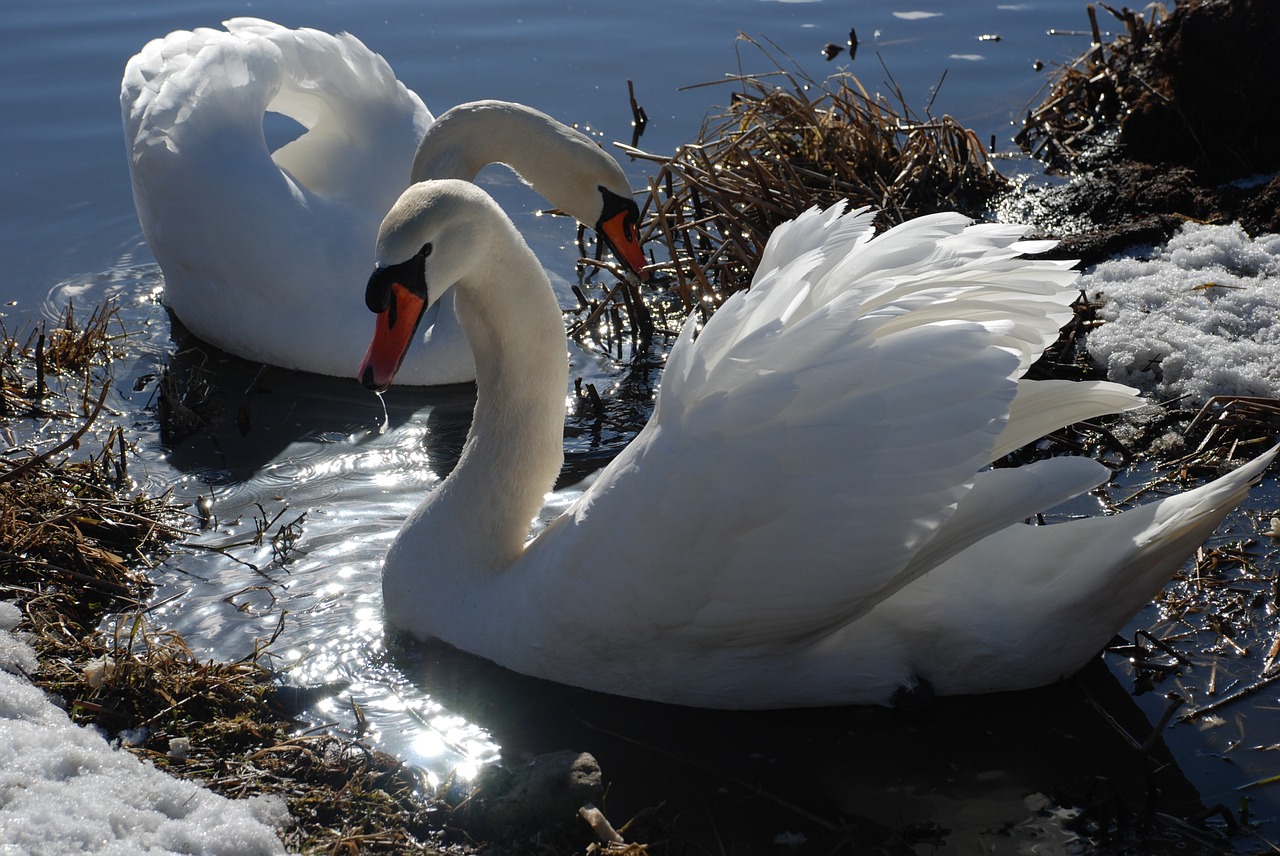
[
  {"left": 359, "top": 180, "right": 1275, "bottom": 709},
  {"left": 121, "top": 19, "right": 645, "bottom": 385}
]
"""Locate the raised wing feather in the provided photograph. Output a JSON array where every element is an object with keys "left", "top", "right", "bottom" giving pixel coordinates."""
[{"left": 532, "top": 205, "right": 1129, "bottom": 646}]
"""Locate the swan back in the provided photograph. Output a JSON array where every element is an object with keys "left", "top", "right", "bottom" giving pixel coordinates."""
[
  {"left": 122, "top": 22, "right": 644, "bottom": 382},
  {"left": 122, "top": 17, "right": 429, "bottom": 242}
]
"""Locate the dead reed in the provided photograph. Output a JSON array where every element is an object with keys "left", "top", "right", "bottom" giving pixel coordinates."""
[
  {"left": 31, "top": 609, "right": 444, "bottom": 853},
  {"left": 1014, "top": 3, "right": 1168, "bottom": 170},
  {"left": 1, "top": 300, "right": 127, "bottom": 418},
  {"left": 1, "top": 299, "right": 173, "bottom": 632},
  {"left": 621, "top": 35, "right": 1008, "bottom": 317}
]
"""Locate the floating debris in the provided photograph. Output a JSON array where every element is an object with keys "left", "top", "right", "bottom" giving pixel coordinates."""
[{"left": 822, "top": 26, "right": 857, "bottom": 62}]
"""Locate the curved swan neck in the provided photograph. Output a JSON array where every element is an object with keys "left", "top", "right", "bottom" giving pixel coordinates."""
[
  {"left": 433, "top": 210, "right": 568, "bottom": 569},
  {"left": 412, "top": 100, "right": 611, "bottom": 221}
]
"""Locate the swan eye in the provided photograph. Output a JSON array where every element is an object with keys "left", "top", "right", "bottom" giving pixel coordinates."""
[
  {"left": 365, "top": 248, "right": 430, "bottom": 313},
  {"left": 598, "top": 187, "right": 639, "bottom": 240}
]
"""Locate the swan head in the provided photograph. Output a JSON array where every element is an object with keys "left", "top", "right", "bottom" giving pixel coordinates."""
[
  {"left": 594, "top": 185, "right": 648, "bottom": 282},
  {"left": 359, "top": 180, "right": 497, "bottom": 391}
]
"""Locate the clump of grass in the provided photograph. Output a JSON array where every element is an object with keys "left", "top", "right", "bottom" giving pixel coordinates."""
[
  {"left": 1, "top": 434, "right": 178, "bottom": 634},
  {"left": 45, "top": 300, "right": 128, "bottom": 375},
  {"left": 2, "top": 299, "right": 172, "bottom": 633},
  {"left": 1013, "top": 4, "right": 1167, "bottom": 171},
  {"left": 1, "top": 301, "right": 127, "bottom": 418},
  {"left": 624, "top": 35, "right": 1008, "bottom": 313}
]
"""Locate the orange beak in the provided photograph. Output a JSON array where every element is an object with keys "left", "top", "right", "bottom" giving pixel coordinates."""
[
  {"left": 359, "top": 282, "right": 426, "bottom": 391},
  {"left": 599, "top": 209, "right": 650, "bottom": 282}
]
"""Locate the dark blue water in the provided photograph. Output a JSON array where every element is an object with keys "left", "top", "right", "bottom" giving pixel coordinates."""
[{"left": 9, "top": 2, "right": 1280, "bottom": 852}]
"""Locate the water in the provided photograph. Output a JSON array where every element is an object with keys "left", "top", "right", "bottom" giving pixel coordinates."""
[{"left": 6, "top": 1, "right": 1280, "bottom": 852}]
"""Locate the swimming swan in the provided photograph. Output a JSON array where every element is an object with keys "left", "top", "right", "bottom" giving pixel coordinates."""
[
  {"left": 121, "top": 19, "right": 645, "bottom": 385},
  {"left": 360, "top": 179, "right": 1275, "bottom": 709}
]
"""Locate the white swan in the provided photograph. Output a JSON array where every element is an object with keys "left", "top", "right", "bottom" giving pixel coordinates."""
[
  {"left": 120, "top": 19, "right": 645, "bottom": 385},
  {"left": 360, "top": 179, "right": 1275, "bottom": 709}
]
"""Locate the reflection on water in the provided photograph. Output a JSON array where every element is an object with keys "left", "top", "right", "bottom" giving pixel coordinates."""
[
  {"left": 45, "top": 258, "right": 501, "bottom": 781},
  {"left": 45, "top": 256, "right": 645, "bottom": 790}
]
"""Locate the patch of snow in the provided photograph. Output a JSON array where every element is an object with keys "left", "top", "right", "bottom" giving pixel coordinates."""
[
  {"left": 0, "top": 603, "right": 290, "bottom": 855},
  {"left": 1081, "top": 222, "right": 1280, "bottom": 403}
]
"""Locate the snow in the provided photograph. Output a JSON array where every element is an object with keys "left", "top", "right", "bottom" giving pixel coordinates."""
[
  {"left": 1081, "top": 222, "right": 1280, "bottom": 404},
  {"left": 0, "top": 602, "right": 289, "bottom": 855}
]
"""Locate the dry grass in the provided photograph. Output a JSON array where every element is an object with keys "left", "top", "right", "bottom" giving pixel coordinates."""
[
  {"left": 1, "top": 299, "right": 170, "bottom": 631},
  {"left": 1013, "top": 3, "right": 1168, "bottom": 170},
  {"left": 1175, "top": 397, "right": 1280, "bottom": 471},
  {"left": 29, "top": 608, "right": 447, "bottom": 854},
  {"left": 1, "top": 300, "right": 127, "bottom": 418},
  {"left": 620, "top": 35, "right": 1008, "bottom": 318},
  {"left": 1, "top": 436, "right": 176, "bottom": 632}
]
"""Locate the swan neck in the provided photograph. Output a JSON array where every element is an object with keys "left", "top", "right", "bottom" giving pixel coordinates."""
[
  {"left": 412, "top": 102, "right": 592, "bottom": 214},
  {"left": 440, "top": 224, "right": 567, "bottom": 569}
]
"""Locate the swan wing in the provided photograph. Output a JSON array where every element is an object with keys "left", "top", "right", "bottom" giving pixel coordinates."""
[
  {"left": 222, "top": 18, "right": 432, "bottom": 205},
  {"left": 532, "top": 206, "right": 1129, "bottom": 645}
]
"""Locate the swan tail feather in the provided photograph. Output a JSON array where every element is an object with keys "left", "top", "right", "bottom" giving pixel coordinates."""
[{"left": 900, "top": 445, "right": 1277, "bottom": 694}]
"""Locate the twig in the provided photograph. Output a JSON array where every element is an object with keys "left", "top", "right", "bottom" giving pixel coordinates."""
[{"left": 1181, "top": 670, "right": 1280, "bottom": 721}]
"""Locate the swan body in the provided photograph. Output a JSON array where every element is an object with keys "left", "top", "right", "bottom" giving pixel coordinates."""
[
  {"left": 121, "top": 19, "right": 644, "bottom": 384},
  {"left": 363, "top": 180, "right": 1275, "bottom": 709}
]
